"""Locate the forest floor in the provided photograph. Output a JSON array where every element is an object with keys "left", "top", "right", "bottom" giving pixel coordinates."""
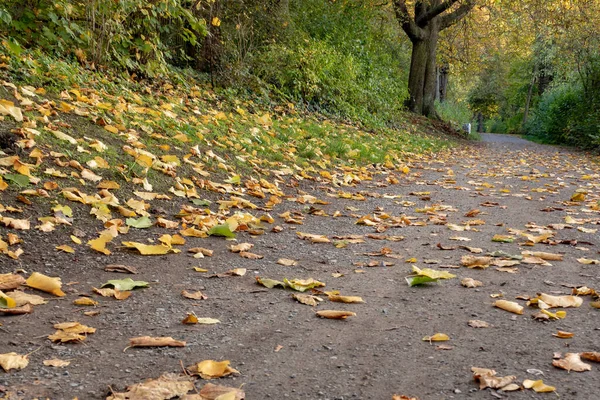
[{"left": 2, "top": 123, "right": 600, "bottom": 400}]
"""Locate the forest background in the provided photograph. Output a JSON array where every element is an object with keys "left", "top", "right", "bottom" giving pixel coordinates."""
[{"left": 1, "top": 0, "right": 598, "bottom": 148}]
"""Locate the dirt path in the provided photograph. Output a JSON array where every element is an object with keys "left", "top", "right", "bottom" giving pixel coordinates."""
[{"left": 2, "top": 135, "right": 600, "bottom": 400}]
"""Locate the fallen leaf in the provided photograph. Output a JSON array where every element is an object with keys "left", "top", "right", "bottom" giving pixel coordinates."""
[
  {"left": 461, "top": 255, "right": 492, "bottom": 268},
  {"left": 182, "top": 313, "right": 199, "bottom": 324},
  {"left": 577, "top": 258, "right": 600, "bottom": 265},
  {"left": 277, "top": 258, "right": 297, "bottom": 266},
  {"left": 553, "top": 330, "right": 574, "bottom": 339},
  {"left": 25, "top": 272, "right": 65, "bottom": 297},
  {"left": 580, "top": 352, "right": 600, "bottom": 362},
  {"left": 523, "top": 379, "right": 556, "bottom": 393},
  {"left": 104, "top": 264, "right": 139, "bottom": 274},
  {"left": 0, "top": 273, "right": 26, "bottom": 290},
  {"left": 43, "top": 359, "right": 70, "bottom": 367},
  {"left": 422, "top": 333, "right": 450, "bottom": 342},
  {"left": 494, "top": 300, "right": 524, "bottom": 314},
  {"left": 461, "top": 278, "right": 483, "bottom": 288},
  {"left": 73, "top": 297, "right": 98, "bottom": 306},
  {"left": 128, "top": 336, "right": 186, "bottom": 348},
  {"left": 122, "top": 242, "right": 178, "bottom": 255},
  {"left": 187, "top": 360, "right": 240, "bottom": 379},
  {"left": 8, "top": 291, "right": 47, "bottom": 306},
  {"left": 552, "top": 353, "right": 591, "bottom": 372},
  {"left": 291, "top": 293, "right": 321, "bottom": 306},
  {"left": 195, "top": 383, "right": 245, "bottom": 400},
  {"left": 284, "top": 278, "right": 325, "bottom": 292},
  {"left": 239, "top": 251, "right": 263, "bottom": 259},
  {"left": 468, "top": 320, "right": 490, "bottom": 328},
  {"left": 181, "top": 290, "right": 207, "bottom": 300},
  {"left": 328, "top": 294, "right": 365, "bottom": 304},
  {"left": 208, "top": 224, "right": 236, "bottom": 238},
  {"left": 530, "top": 293, "right": 583, "bottom": 308},
  {"left": 101, "top": 278, "right": 148, "bottom": 291},
  {"left": 0, "top": 353, "right": 28, "bottom": 372},
  {"left": 229, "top": 243, "right": 253, "bottom": 253},
  {"left": 472, "top": 367, "right": 517, "bottom": 390},
  {"left": 316, "top": 310, "right": 356, "bottom": 319},
  {"left": 106, "top": 373, "right": 195, "bottom": 400}
]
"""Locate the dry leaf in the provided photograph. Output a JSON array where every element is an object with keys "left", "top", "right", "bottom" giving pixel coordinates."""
[
  {"left": 523, "top": 379, "right": 556, "bottom": 393},
  {"left": 553, "top": 330, "right": 574, "bottom": 339},
  {"left": 187, "top": 360, "right": 240, "bottom": 379},
  {"left": 106, "top": 373, "right": 195, "bottom": 400},
  {"left": 461, "top": 278, "right": 483, "bottom": 288},
  {"left": 104, "top": 264, "right": 139, "bottom": 274},
  {"left": 0, "top": 303, "right": 33, "bottom": 315},
  {"left": 239, "top": 251, "right": 263, "bottom": 259},
  {"left": 468, "top": 320, "right": 490, "bottom": 328},
  {"left": 328, "top": 294, "right": 365, "bottom": 304},
  {"left": 229, "top": 243, "right": 253, "bottom": 253},
  {"left": 291, "top": 293, "right": 320, "bottom": 306},
  {"left": 73, "top": 297, "right": 98, "bottom": 306},
  {"left": 531, "top": 293, "right": 583, "bottom": 308},
  {"left": 461, "top": 255, "right": 492, "bottom": 268},
  {"left": 8, "top": 291, "right": 47, "bottom": 306},
  {"left": 0, "top": 273, "right": 26, "bottom": 290},
  {"left": 25, "top": 272, "right": 65, "bottom": 297},
  {"left": 181, "top": 290, "right": 207, "bottom": 300},
  {"left": 277, "top": 258, "right": 297, "bottom": 266},
  {"left": 422, "top": 333, "right": 450, "bottom": 342},
  {"left": 472, "top": 367, "right": 516, "bottom": 390},
  {"left": 0, "top": 353, "right": 28, "bottom": 372},
  {"left": 193, "top": 383, "right": 245, "bottom": 400},
  {"left": 316, "top": 310, "right": 356, "bottom": 319},
  {"left": 494, "top": 300, "right": 524, "bottom": 315},
  {"left": 580, "top": 352, "right": 600, "bottom": 362},
  {"left": 43, "top": 359, "right": 70, "bottom": 367},
  {"left": 552, "top": 353, "right": 591, "bottom": 372},
  {"left": 522, "top": 251, "right": 563, "bottom": 261},
  {"left": 182, "top": 313, "right": 198, "bottom": 324},
  {"left": 128, "top": 336, "right": 186, "bottom": 348}
]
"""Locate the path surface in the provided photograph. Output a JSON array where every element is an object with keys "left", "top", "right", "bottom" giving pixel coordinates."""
[{"left": 2, "top": 135, "right": 600, "bottom": 400}]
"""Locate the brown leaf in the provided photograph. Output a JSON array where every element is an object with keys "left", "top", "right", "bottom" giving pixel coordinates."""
[
  {"left": 239, "top": 251, "right": 263, "bottom": 259},
  {"left": 107, "top": 373, "right": 195, "bottom": 400},
  {"left": 104, "top": 264, "right": 139, "bottom": 274},
  {"left": 229, "top": 243, "right": 253, "bottom": 253},
  {"left": 0, "top": 303, "right": 33, "bottom": 315},
  {"left": 461, "top": 255, "right": 492, "bottom": 268},
  {"left": 0, "top": 353, "right": 29, "bottom": 372},
  {"left": 472, "top": 367, "right": 517, "bottom": 390},
  {"left": 192, "top": 383, "right": 245, "bottom": 400},
  {"left": 128, "top": 336, "right": 186, "bottom": 348},
  {"left": 277, "top": 258, "right": 297, "bottom": 266},
  {"left": 468, "top": 320, "right": 490, "bottom": 328},
  {"left": 552, "top": 353, "right": 591, "bottom": 372},
  {"left": 316, "top": 310, "right": 356, "bottom": 320},
  {"left": 43, "top": 359, "right": 70, "bottom": 367},
  {"left": 291, "top": 293, "right": 320, "bottom": 306},
  {"left": 181, "top": 290, "right": 207, "bottom": 300},
  {"left": 553, "top": 330, "right": 574, "bottom": 339},
  {"left": 461, "top": 278, "right": 483, "bottom": 288},
  {"left": 0, "top": 273, "right": 25, "bottom": 290},
  {"left": 188, "top": 247, "right": 214, "bottom": 257},
  {"left": 328, "top": 294, "right": 365, "bottom": 303},
  {"left": 580, "top": 352, "right": 600, "bottom": 362},
  {"left": 392, "top": 395, "right": 419, "bottom": 400}
]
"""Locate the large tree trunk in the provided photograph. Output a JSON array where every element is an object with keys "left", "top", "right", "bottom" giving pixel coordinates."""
[
  {"left": 438, "top": 63, "right": 449, "bottom": 102},
  {"left": 422, "top": 19, "right": 440, "bottom": 117},
  {"left": 406, "top": 23, "right": 440, "bottom": 117}
]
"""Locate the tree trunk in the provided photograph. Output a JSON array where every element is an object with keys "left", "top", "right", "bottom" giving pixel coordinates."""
[
  {"left": 522, "top": 69, "right": 536, "bottom": 127},
  {"left": 422, "top": 19, "right": 440, "bottom": 117},
  {"left": 438, "top": 63, "right": 449, "bottom": 102}
]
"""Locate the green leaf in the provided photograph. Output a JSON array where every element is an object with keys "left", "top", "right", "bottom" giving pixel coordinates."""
[
  {"left": 208, "top": 224, "right": 236, "bottom": 238},
  {"left": 3, "top": 174, "right": 29, "bottom": 187},
  {"left": 283, "top": 278, "right": 325, "bottom": 292},
  {"left": 126, "top": 216, "right": 153, "bottom": 229},
  {"left": 101, "top": 278, "right": 149, "bottom": 291},
  {"left": 191, "top": 199, "right": 212, "bottom": 206},
  {"left": 405, "top": 275, "right": 438, "bottom": 286},
  {"left": 224, "top": 175, "right": 241, "bottom": 185}
]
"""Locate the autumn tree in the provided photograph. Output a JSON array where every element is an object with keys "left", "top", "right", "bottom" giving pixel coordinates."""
[{"left": 393, "top": 0, "right": 475, "bottom": 117}]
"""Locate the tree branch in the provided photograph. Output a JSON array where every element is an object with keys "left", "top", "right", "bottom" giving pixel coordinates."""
[
  {"left": 440, "top": 1, "right": 475, "bottom": 31},
  {"left": 416, "top": 0, "right": 460, "bottom": 26},
  {"left": 393, "top": 0, "right": 425, "bottom": 41}
]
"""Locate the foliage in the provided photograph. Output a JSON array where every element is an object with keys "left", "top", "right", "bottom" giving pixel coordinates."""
[{"left": 0, "top": 0, "right": 205, "bottom": 76}]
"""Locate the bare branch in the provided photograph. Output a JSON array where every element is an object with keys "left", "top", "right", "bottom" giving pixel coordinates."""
[
  {"left": 393, "top": 0, "right": 425, "bottom": 41},
  {"left": 416, "top": 0, "right": 460, "bottom": 26},
  {"left": 440, "top": 1, "right": 476, "bottom": 31}
]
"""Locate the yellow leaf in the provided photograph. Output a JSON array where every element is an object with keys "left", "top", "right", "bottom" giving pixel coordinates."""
[
  {"left": 88, "top": 233, "right": 113, "bottom": 255},
  {"left": 121, "top": 241, "right": 178, "bottom": 255},
  {"left": 0, "top": 99, "right": 23, "bottom": 121},
  {"left": 523, "top": 379, "right": 556, "bottom": 393},
  {"left": 211, "top": 17, "right": 222, "bottom": 27},
  {"left": 0, "top": 353, "right": 28, "bottom": 372},
  {"left": 422, "top": 333, "right": 450, "bottom": 342},
  {"left": 188, "top": 360, "right": 240, "bottom": 379},
  {"left": 553, "top": 330, "right": 574, "bottom": 339},
  {"left": 193, "top": 267, "right": 208, "bottom": 273},
  {"left": 494, "top": 300, "right": 523, "bottom": 314},
  {"left": 43, "top": 359, "right": 70, "bottom": 368},
  {"left": 73, "top": 297, "right": 98, "bottom": 306},
  {"left": 411, "top": 266, "right": 456, "bottom": 280},
  {"left": 0, "top": 291, "right": 16, "bottom": 308},
  {"left": 70, "top": 235, "right": 82, "bottom": 244},
  {"left": 25, "top": 272, "right": 65, "bottom": 297},
  {"left": 316, "top": 310, "right": 356, "bottom": 320},
  {"left": 56, "top": 244, "right": 75, "bottom": 253},
  {"left": 328, "top": 294, "right": 364, "bottom": 303}
]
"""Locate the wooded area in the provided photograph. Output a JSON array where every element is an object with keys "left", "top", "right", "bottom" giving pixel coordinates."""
[{"left": 0, "top": 0, "right": 598, "bottom": 147}]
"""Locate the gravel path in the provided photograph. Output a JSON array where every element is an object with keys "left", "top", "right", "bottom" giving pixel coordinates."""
[{"left": 2, "top": 135, "right": 599, "bottom": 400}]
